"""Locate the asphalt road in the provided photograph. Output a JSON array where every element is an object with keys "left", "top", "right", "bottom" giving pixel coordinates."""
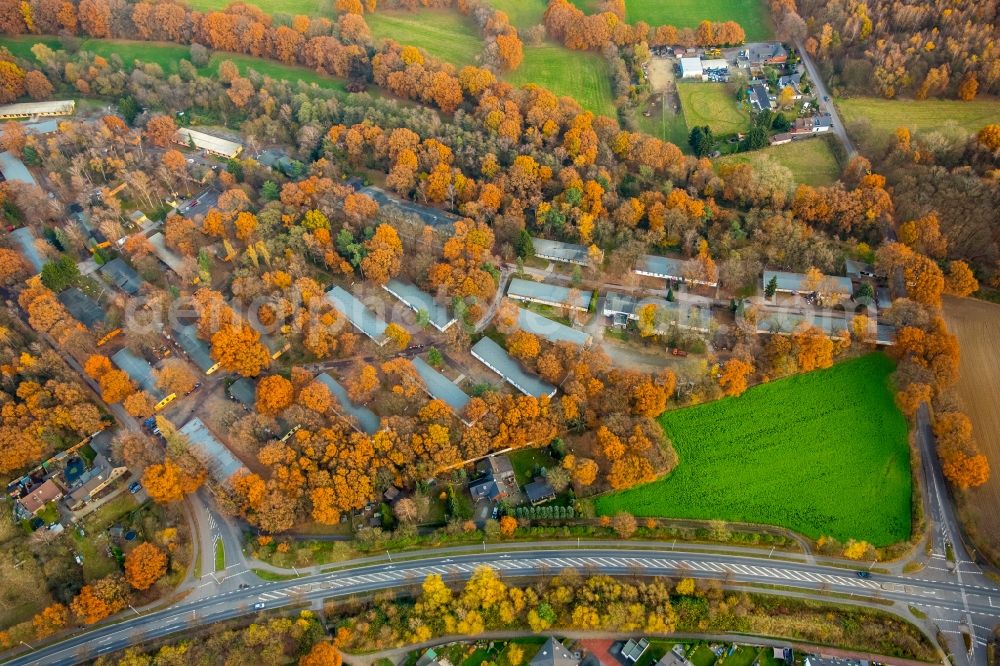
[
  {"left": 795, "top": 40, "right": 857, "bottom": 157},
  {"left": 6, "top": 545, "right": 998, "bottom": 666}
]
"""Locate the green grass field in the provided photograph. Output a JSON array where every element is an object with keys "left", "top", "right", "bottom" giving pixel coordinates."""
[
  {"left": 366, "top": 10, "right": 483, "bottom": 67},
  {"left": 1, "top": 37, "right": 346, "bottom": 91},
  {"left": 215, "top": 538, "right": 226, "bottom": 572},
  {"left": 837, "top": 97, "right": 1000, "bottom": 136},
  {"left": 508, "top": 43, "right": 615, "bottom": 117},
  {"left": 677, "top": 82, "right": 750, "bottom": 137},
  {"left": 182, "top": 0, "right": 329, "bottom": 15},
  {"left": 571, "top": 0, "right": 772, "bottom": 41},
  {"left": 488, "top": 0, "right": 548, "bottom": 30},
  {"left": 595, "top": 354, "right": 912, "bottom": 545},
  {"left": 716, "top": 137, "right": 841, "bottom": 186},
  {"left": 634, "top": 106, "right": 690, "bottom": 150}
]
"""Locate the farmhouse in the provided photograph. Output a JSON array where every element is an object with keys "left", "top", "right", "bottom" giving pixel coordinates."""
[
  {"left": 176, "top": 128, "right": 242, "bottom": 158},
  {"left": 58, "top": 288, "right": 106, "bottom": 328},
  {"left": 315, "top": 372, "right": 381, "bottom": 435},
  {"left": 325, "top": 285, "right": 390, "bottom": 345},
  {"left": 147, "top": 232, "right": 188, "bottom": 276},
  {"left": 0, "top": 100, "right": 75, "bottom": 119},
  {"left": 0, "top": 150, "right": 37, "bottom": 186},
  {"left": 382, "top": 279, "right": 455, "bottom": 332},
  {"left": 749, "top": 43, "right": 788, "bottom": 66},
  {"left": 778, "top": 73, "right": 803, "bottom": 99},
  {"left": 411, "top": 357, "right": 471, "bottom": 420},
  {"left": 634, "top": 254, "right": 718, "bottom": 287},
  {"left": 169, "top": 323, "right": 220, "bottom": 374},
  {"left": 770, "top": 132, "right": 793, "bottom": 145},
  {"left": 10, "top": 226, "right": 45, "bottom": 273},
  {"left": 100, "top": 258, "right": 144, "bottom": 295},
  {"left": 178, "top": 417, "right": 245, "bottom": 483},
  {"left": 531, "top": 237, "right": 589, "bottom": 265},
  {"left": 471, "top": 337, "right": 556, "bottom": 399},
  {"left": 762, "top": 270, "right": 853, "bottom": 298},
  {"left": 506, "top": 278, "right": 592, "bottom": 312},
  {"left": 111, "top": 348, "right": 166, "bottom": 403},
  {"left": 516, "top": 306, "right": 591, "bottom": 346},
  {"left": 65, "top": 456, "right": 128, "bottom": 511}
]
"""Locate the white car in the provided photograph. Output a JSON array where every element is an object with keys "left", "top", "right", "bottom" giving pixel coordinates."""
[{"left": 252, "top": 602, "right": 265, "bottom": 610}]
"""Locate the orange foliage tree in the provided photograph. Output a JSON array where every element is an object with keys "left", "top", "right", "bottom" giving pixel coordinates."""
[
  {"left": 719, "top": 359, "right": 754, "bottom": 397},
  {"left": 211, "top": 322, "right": 272, "bottom": 377},
  {"left": 256, "top": 374, "right": 295, "bottom": 416},
  {"left": 360, "top": 223, "right": 403, "bottom": 284},
  {"left": 124, "top": 542, "right": 168, "bottom": 590},
  {"left": 143, "top": 458, "right": 203, "bottom": 503}
]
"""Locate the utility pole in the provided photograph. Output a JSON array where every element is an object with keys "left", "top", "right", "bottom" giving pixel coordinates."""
[{"left": 386, "top": 550, "right": 392, "bottom": 562}]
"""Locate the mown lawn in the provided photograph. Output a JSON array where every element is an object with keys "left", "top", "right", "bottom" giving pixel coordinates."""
[
  {"left": 595, "top": 354, "right": 912, "bottom": 545},
  {"left": 837, "top": 96, "right": 1000, "bottom": 136},
  {"left": 634, "top": 105, "right": 690, "bottom": 150},
  {"left": 677, "top": 82, "right": 750, "bottom": 137},
  {"left": 183, "top": 0, "right": 330, "bottom": 15},
  {"left": 366, "top": 10, "right": 483, "bottom": 66},
  {"left": 571, "top": 0, "right": 772, "bottom": 41},
  {"left": 716, "top": 137, "right": 841, "bottom": 186},
  {"left": 508, "top": 43, "right": 615, "bottom": 117},
  {"left": 487, "top": 0, "right": 548, "bottom": 30}
]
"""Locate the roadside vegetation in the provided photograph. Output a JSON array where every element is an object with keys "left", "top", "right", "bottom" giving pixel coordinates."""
[{"left": 596, "top": 354, "right": 912, "bottom": 546}]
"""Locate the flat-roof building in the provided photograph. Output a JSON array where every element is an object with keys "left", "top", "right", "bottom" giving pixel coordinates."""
[
  {"left": 325, "top": 285, "right": 390, "bottom": 345},
  {"left": 680, "top": 57, "right": 703, "bottom": 79},
  {"left": 176, "top": 127, "right": 243, "bottom": 159},
  {"left": 315, "top": 373, "right": 381, "bottom": 435},
  {"left": 762, "top": 270, "right": 853, "bottom": 297},
  {"left": 0, "top": 151, "right": 37, "bottom": 186},
  {"left": 360, "top": 186, "right": 459, "bottom": 228},
  {"left": 471, "top": 337, "right": 556, "bottom": 399},
  {"left": 516, "top": 306, "right": 590, "bottom": 346},
  {"left": 58, "top": 288, "right": 105, "bottom": 328},
  {"left": 382, "top": 279, "right": 455, "bottom": 332},
  {"left": 170, "top": 323, "right": 219, "bottom": 374},
  {"left": 411, "top": 357, "right": 471, "bottom": 419},
  {"left": 227, "top": 377, "right": 256, "bottom": 406},
  {"left": 844, "top": 259, "right": 880, "bottom": 280},
  {"left": 100, "top": 258, "right": 143, "bottom": 295},
  {"left": 603, "top": 291, "right": 712, "bottom": 333},
  {"left": 178, "top": 417, "right": 244, "bottom": 483},
  {"left": 0, "top": 100, "right": 75, "bottom": 119},
  {"left": 531, "top": 237, "right": 589, "bottom": 265},
  {"left": 111, "top": 348, "right": 164, "bottom": 400},
  {"left": 147, "top": 232, "right": 187, "bottom": 275},
  {"left": 9, "top": 226, "right": 45, "bottom": 273},
  {"left": 507, "top": 278, "right": 591, "bottom": 312},
  {"left": 635, "top": 254, "right": 718, "bottom": 287}
]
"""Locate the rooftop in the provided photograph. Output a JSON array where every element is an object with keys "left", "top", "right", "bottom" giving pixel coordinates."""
[
  {"left": 411, "top": 357, "right": 470, "bottom": 416},
  {"left": 10, "top": 226, "right": 44, "bottom": 273},
  {"left": 763, "top": 270, "right": 853, "bottom": 295},
  {"left": 844, "top": 259, "right": 878, "bottom": 280},
  {"left": 171, "top": 324, "right": 216, "bottom": 373},
  {"left": 147, "top": 232, "right": 187, "bottom": 275},
  {"left": 516, "top": 306, "right": 590, "bottom": 346},
  {"left": 635, "top": 254, "right": 718, "bottom": 286},
  {"left": 524, "top": 476, "right": 556, "bottom": 504},
  {"left": 529, "top": 638, "right": 579, "bottom": 666},
  {"left": 19, "top": 479, "right": 62, "bottom": 515},
  {"left": 470, "top": 337, "right": 556, "bottom": 398},
  {"left": 0, "top": 100, "right": 75, "bottom": 117},
  {"left": 227, "top": 377, "right": 256, "bottom": 405},
  {"left": 507, "top": 278, "right": 592, "bottom": 311},
  {"left": 100, "top": 257, "right": 143, "bottom": 295},
  {"left": 531, "top": 237, "right": 589, "bottom": 265},
  {"left": 315, "top": 373, "right": 381, "bottom": 435},
  {"left": 361, "top": 186, "right": 459, "bottom": 228},
  {"left": 325, "top": 286, "right": 389, "bottom": 344},
  {"left": 111, "top": 348, "right": 163, "bottom": 399},
  {"left": 383, "top": 280, "right": 454, "bottom": 331},
  {"left": 178, "top": 417, "right": 245, "bottom": 483},
  {"left": 0, "top": 150, "right": 37, "bottom": 186},
  {"left": 176, "top": 127, "right": 242, "bottom": 158},
  {"left": 58, "top": 287, "right": 105, "bottom": 327}
]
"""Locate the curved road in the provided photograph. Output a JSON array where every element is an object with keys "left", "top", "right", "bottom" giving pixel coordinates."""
[
  {"left": 5, "top": 545, "right": 998, "bottom": 666},
  {"left": 795, "top": 40, "right": 857, "bottom": 158}
]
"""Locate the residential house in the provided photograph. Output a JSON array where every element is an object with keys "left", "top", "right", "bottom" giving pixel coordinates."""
[
  {"left": 315, "top": 373, "right": 381, "bottom": 435},
  {"left": 227, "top": 377, "right": 256, "bottom": 408},
  {"left": 0, "top": 151, "right": 37, "bottom": 186},
  {"left": 178, "top": 417, "right": 245, "bottom": 484},
  {"left": 516, "top": 306, "right": 590, "bottom": 346},
  {"left": 58, "top": 288, "right": 106, "bottom": 328},
  {"left": 18, "top": 479, "right": 63, "bottom": 516},
  {"left": 169, "top": 323, "right": 219, "bottom": 374},
  {"left": 749, "top": 83, "right": 773, "bottom": 113},
  {"left": 524, "top": 477, "right": 556, "bottom": 505},
  {"left": 507, "top": 278, "right": 592, "bottom": 312},
  {"left": 65, "top": 456, "right": 127, "bottom": 511},
  {"left": 469, "top": 455, "right": 517, "bottom": 502},
  {"left": 529, "top": 638, "right": 579, "bottom": 666},
  {"left": 777, "top": 72, "right": 803, "bottom": 99},
  {"left": 411, "top": 357, "right": 471, "bottom": 422},
  {"left": 532, "top": 237, "right": 589, "bottom": 265},
  {"left": 100, "top": 258, "right": 144, "bottom": 295},
  {"left": 9, "top": 226, "right": 45, "bottom": 273},
  {"left": 793, "top": 114, "right": 833, "bottom": 134},
  {"left": 325, "top": 285, "right": 390, "bottom": 345},
  {"left": 621, "top": 638, "right": 650, "bottom": 663},
  {"left": 635, "top": 253, "right": 718, "bottom": 287}
]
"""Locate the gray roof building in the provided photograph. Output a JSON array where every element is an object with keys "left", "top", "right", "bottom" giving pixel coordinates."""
[
  {"left": 178, "top": 417, "right": 244, "bottom": 483},
  {"left": 532, "top": 237, "right": 589, "bottom": 265},
  {"left": 100, "top": 258, "right": 143, "bottom": 295},
  {"left": 530, "top": 638, "right": 579, "bottom": 666},
  {"left": 844, "top": 259, "right": 879, "bottom": 280},
  {"left": 411, "top": 357, "right": 471, "bottom": 417},
  {"left": 383, "top": 279, "right": 455, "bottom": 332},
  {"left": 621, "top": 638, "right": 650, "bottom": 663},
  {"left": 58, "top": 288, "right": 105, "bottom": 327},
  {"left": 635, "top": 254, "right": 718, "bottom": 287},
  {"left": 469, "top": 454, "right": 516, "bottom": 501},
  {"left": 9, "top": 226, "right": 44, "bottom": 273},
  {"left": 170, "top": 324, "right": 218, "bottom": 374},
  {"left": 111, "top": 348, "right": 163, "bottom": 400},
  {"left": 360, "top": 186, "right": 459, "bottom": 228},
  {"left": 147, "top": 232, "right": 187, "bottom": 275},
  {"left": 325, "top": 286, "right": 389, "bottom": 345},
  {"left": 750, "top": 84, "right": 772, "bottom": 113},
  {"left": 227, "top": 377, "right": 256, "bottom": 406},
  {"left": 0, "top": 151, "right": 36, "bottom": 186},
  {"left": 507, "top": 278, "right": 592, "bottom": 311},
  {"left": 470, "top": 337, "right": 556, "bottom": 398},
  {"left": 315, "top": 373, "right": 381, "bottom": 435},
  {"left": 516, "top": 306, "right": 590, "bottom": 346},
  {"left": 524, "top": 476, "right": 556, "bottom": 504},
  {"left": 603, "top": 291, "right": 712, "bottom": 333},
  {"left": 762, "top": 270, "right": 853, "bottom": 296},
  {"left": 756, "top": 311, "right": 849, "bottom": 338}
]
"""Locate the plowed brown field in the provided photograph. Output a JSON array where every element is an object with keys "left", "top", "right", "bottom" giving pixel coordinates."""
[{"left": 943, "top": 296, "right": 1000, "bottom": 563}]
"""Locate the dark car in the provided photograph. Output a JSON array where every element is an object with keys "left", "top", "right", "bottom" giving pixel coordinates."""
[
  {"left": 856, "top": 570, "right": 871, "bottom": 579},
  {"left": 128, "top": 481, "right": 142, "bottom": 494}
]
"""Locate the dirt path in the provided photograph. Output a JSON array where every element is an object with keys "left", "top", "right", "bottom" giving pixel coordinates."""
[{"left": 943, "top": 295, "right": 1000, "bottom": 564}]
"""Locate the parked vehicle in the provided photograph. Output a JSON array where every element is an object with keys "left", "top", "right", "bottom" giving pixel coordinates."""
[
  {"left": 671, "top": 348, "right": 689, "bottom": 357},
  {"left": 128, "top": 481, "right": 142, "bottom": 494}
]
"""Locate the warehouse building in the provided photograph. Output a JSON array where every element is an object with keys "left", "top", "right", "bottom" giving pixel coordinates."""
[
  {"left": 634, "top": 254, "right": 717, "bottom": 287},
  {"left": 471, "top": 337, "right": 556, "bottom": 399},
  {"left": 0, "top": 100, "right": 75, "bottom": 120},
  {"left": 325, "top": 285, "right": 390, "bottom": 345},
  {"left": 315, "top": 373, "right": 381, "bottom": 435},
  {"left": 9, "top": 226, "right": 45, "bottom": 273},
  {"left": 531, "top": 237, "right": 589, "bottom": 265},
  {"left": 411, "top": 357, "right": 471, "bottom": 422},
  {"left": 169, "top": 324, "right": 219, "bottom": 374},
  {"left": 178, "top": 418, "right": 244, "bottom": 483},
  {"left": 516, "top": 306, "right": 590, "bottom": 346},
  {"left": 762, "top": 270, "right": 853, "bottom": 298},
  {"left": 100, "top": 258, "right": 143, "bottom": 295},
  {"left": 507, "top": 278, "right": 591, "bottom": 312},
  {"left": 382, "top": 279, "right": 455, "bottom": 332},
  {"left": 58, "top": 288, "right": 106, "bottom": 328},
  {"left": 147, "top": 232, "right": 187, "bottom": 276},
  {"left": 0, "top": 151, "right": 37, "bottom": 186},
  {"left": 176, "top": 128, "right": 243, "bottom": 159}
]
